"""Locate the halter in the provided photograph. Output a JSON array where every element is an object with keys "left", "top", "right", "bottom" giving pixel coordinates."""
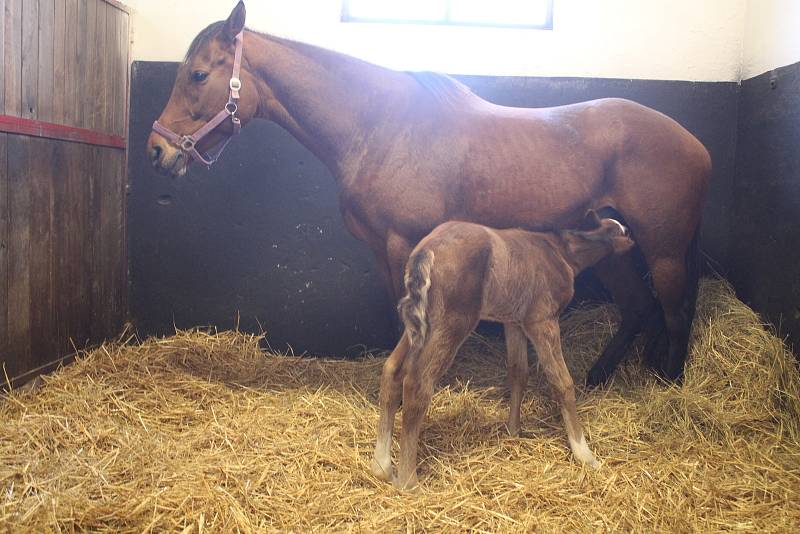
[{"left": 152, "top": 30, "right": 245, "bottom": 167}]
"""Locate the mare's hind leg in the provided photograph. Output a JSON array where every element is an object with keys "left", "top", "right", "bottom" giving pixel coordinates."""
[
  {"left": 504, "top": 323, "right": 529, "bottom": 436},
  {"left": 648, "top": 255, "right": 695, "bottom": 381},
  {"left": 587, "top": 251, "right": 659, "bottom": 386},
  {"left": 371, "top": 334, "right": 411, "bottom": 482},
  {"left": 395, "top": 315, "right": 476, "bottom": 490},
  {"left": 524, "top": 318, "right": 599, "bottom": 467}
]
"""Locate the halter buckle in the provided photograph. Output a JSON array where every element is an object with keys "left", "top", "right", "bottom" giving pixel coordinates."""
[
  {"left": 229, "top": 77, "right": 242, "bottom": 91},
  {"left": 179, "top": 136, "right": 197, "bottom": 151}
]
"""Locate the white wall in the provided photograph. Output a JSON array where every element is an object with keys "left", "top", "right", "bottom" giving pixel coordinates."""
[
  {"left": 742, "top": 0, "right": 800, "bottom": 79},
  {"left": 124, "top": 0, "right": 749, "bottom": 82}
]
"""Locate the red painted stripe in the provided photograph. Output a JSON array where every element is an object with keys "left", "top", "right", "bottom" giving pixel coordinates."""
[{"left": 0, "top": 114, "right": 127, "bottom": 149}]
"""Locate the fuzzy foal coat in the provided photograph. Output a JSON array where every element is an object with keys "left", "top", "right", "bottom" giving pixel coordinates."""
[{"left": 372, "top": 218, "right": 634, "bottom": 489}]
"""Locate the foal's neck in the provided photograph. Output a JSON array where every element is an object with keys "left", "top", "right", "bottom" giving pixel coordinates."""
[{"left": 244, "top": 31, "right": 414, "bottom": 179}]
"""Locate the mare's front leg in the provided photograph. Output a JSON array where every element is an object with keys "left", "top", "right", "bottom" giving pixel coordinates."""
[
  {"left": 524, "top": 318, "right": 599, "bottom": 468},
  {"left": 504, "top": 323, "right": 529, "bottom": 436},
  {"left": 371, "top": 334, "right": 410, "bottom": 482}
]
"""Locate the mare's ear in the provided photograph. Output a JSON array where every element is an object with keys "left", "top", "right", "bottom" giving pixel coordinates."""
[
  {"left": 611, "top": 235, "right": 635, "bottom": 254},
  {"left": 222, "top": 1, "right": 246, "bottom": 42},
  {"left": 581, "top": 209, "right": 602, "bottom": 230}
]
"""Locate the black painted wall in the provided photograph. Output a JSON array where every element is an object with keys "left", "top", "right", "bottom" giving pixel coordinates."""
[
  {"left": 129, "top": 60, "right": 740, "bottom": 356},
  {"left": 731, "top": 61, "right": 800, "bottom": 353}
]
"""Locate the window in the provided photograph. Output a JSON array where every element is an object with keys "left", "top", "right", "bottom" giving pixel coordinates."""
[{"left": 341, "top": 0, "right": 553, "bottom": 30}]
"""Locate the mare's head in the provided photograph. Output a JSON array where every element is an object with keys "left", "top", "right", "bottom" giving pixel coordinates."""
[
  {"left": 568, "top": 210, "right": 636, "bottom": 257},
  {"left": 147, "top": 1, "right": 260, "bottom": 176}
]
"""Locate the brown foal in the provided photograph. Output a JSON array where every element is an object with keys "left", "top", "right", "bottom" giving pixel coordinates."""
[{"left": 371, "top": 212, "right": 634, "bottom": 489}]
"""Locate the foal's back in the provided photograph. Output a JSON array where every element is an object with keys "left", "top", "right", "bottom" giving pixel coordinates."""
[{"left": 417, "top": 221, "right": 574, "bottom": 324}]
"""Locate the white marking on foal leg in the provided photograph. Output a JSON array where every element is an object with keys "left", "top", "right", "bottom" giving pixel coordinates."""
[
  {"left": 568, "top": 433, "right": 600, "bottom": 469},
  {"left": 371, "top": 433, "right": 394, "bottom": 481}
]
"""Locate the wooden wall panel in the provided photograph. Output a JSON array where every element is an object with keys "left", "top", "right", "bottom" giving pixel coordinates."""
[
  {"left": 0, "top": 133, "right": 7, "bottom": 377},
  {"left": 37, "top": 0, "right": 55, "bottom": 122},
  {"left": 0, "top": 0, "right": 130, "bottom": 385},
  {"left": 5, "top": 0, "right": 22, "bottom": 117}
]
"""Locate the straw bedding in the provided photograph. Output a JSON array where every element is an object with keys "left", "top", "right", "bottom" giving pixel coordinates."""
[{"left": 2, "top": 278, "right": 799, "bottom": 533}]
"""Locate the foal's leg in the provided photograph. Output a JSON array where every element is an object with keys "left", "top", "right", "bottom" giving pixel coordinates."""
[
  {"left": 371, "top": 334, "right": 411, "bottom": 482},
  {"left": 504, "top": 323, "right": 529, "bottom": 436},
  {"left": 395, "top": 318, "right": 474, "bottom": 490},
  {"left": 588, "top": 251, "right": 657, "bottom": 386},
  {"left": 524, "top": 318, "right": 599, "bottom": 468}
]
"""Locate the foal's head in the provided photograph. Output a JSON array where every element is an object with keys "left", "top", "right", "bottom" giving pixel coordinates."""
[
  {"left": 147, "top": 1, "right": 260, "bottom": 176},
  {"left": 561, "top": 210, "right": 636, "bottom": 268},
  {"left": 577, "top": 210, "right": 635, "bottom": 251}
]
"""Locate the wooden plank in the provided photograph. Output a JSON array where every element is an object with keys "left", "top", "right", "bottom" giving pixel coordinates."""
[
  {"left": 4, "top": 0, "right": 22, "bottom": 116},
  {"left": 110, "top": 149, "right": 126, "bottom": 333},
  {"left": 50, "top": 137, "right": 70, "bottom": 358},
  {"left": 6, "top": 134, "right": 32, "bottom": 379},
  {"left": 118, "top": 12, "right": 129, "bottom": 328},
  {"left": 0, "top": 0, "right": 6, "bottom": 111},
  {"left": 28, "top": 137, "right": 55, "bottom": 369},
  {"left": 0, "top": 133, "right": 8, "bottom": 378},
  {"left": 77, "top": 142, "right": 94, "bottom": 347},
  {"left": 64, "top": 0, "right": 77, "bottom": 125},
  {"left": 21, "top": 0, "right": 39, "bottom": 119},
  {"left": 100, "top": 0, "right": 128, "bottom": 14},
  {"left": 108, "top": 7, "right": 119, "bottom": 136},
  {"left": 37, "top": 0, "right": 55, "bottom": 122},
  {"left": 75, "top": 0, "right": 87, "bottom": 128},
  {"left": 0, "top": 114, "right": 126, "bottom": 148},
  {"left": 90, "top": 144, "right": 105, "bottom": 339},
  {"left": 95, "top": 0, "right": 108, "bottom": 133},
  {"left": 52, "top": 0, "right": 65, "bottom": 123},
  {"left": 82, "top": 0, "right": 97, "bottom": 130},
  {"left": 119, "top": 10, "right": 129, "bottom": 138}
]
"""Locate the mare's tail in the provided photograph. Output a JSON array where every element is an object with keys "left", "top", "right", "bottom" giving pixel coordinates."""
[{"left": 397, "top": 249, "right": 435, "bottom": 353}]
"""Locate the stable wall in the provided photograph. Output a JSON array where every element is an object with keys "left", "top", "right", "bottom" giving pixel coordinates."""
[
  {"left": 126, "top": 1, "right": 799, "bottom": 357},
  {"left": 128, "top": 62, "right": 739, "bottom": 355},
  {"left": 731, "top": 61, "right": 800, "bottom": 352}
]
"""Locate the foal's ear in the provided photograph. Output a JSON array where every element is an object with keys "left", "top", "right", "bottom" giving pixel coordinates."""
[
  {"left": 222, "top": 1, "right": 246, "bottom": 42},
  {"left": 581, "top": 209, "right": 602, "bottom": 230}
]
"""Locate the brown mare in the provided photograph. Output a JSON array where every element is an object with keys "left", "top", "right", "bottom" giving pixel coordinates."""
[
  {"left": 374, "top": 213, "right": 635, "bottom": 489},
  {"left": 147, "top": 2, "right": 711, "bottom": 384}
]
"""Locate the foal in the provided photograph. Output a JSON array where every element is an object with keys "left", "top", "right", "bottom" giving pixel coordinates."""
[{"left": 371, "top": 212, "right": 635, "bottom": 489}]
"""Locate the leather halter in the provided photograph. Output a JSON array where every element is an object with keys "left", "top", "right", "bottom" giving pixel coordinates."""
[{"left": 152, "top": 31, "right": 244, "bottom": 167}]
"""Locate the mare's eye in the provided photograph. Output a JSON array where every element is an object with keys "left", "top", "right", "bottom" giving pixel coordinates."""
[{"left": 191, "top": 71, "right": 209, "bottom": 83}]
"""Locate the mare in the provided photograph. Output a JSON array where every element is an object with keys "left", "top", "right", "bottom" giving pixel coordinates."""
[{"left": 147, "top": 2, "right": 711, "bottom": 384}]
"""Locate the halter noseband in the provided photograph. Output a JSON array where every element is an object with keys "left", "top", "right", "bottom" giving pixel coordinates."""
[{"left": 152, "top": 30, "right": 245, "bottom": 167}]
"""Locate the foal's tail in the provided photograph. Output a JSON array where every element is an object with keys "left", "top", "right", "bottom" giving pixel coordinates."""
[{"left": 398, "top": 249, "right": 435, "bottom": 352}]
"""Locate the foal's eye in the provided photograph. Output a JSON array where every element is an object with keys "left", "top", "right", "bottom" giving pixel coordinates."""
[{"left": 191, "top": 71, "right": 209, "bottom": 83}]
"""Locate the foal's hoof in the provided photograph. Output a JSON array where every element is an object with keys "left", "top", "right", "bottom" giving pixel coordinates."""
[
  {"left": 585, "top": 365, "right": 612, "bottom": 388},
  {"left": 370, "top": 457, "right": 393, "bottom": 482},
  {"left": 392, "top": 473, "right": 419, "bottom": 492}
]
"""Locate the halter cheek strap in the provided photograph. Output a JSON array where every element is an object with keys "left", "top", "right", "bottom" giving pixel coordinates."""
[{"left": 152, "top": 30, "right": 245, "bottom": 168}]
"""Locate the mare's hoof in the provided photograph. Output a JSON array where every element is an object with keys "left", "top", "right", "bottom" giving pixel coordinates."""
[{"left": 585, "top": 365, "right": 612, "bottom": 387}]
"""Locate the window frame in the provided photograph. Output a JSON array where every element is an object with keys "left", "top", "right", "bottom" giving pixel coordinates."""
[{"left": 340, "top": 0, "right": 554, "bottom": 30}]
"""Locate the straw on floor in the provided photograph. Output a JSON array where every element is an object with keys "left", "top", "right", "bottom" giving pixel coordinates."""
[{"left": 1, "top": 278, "right": 799, "bottom": 533}]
